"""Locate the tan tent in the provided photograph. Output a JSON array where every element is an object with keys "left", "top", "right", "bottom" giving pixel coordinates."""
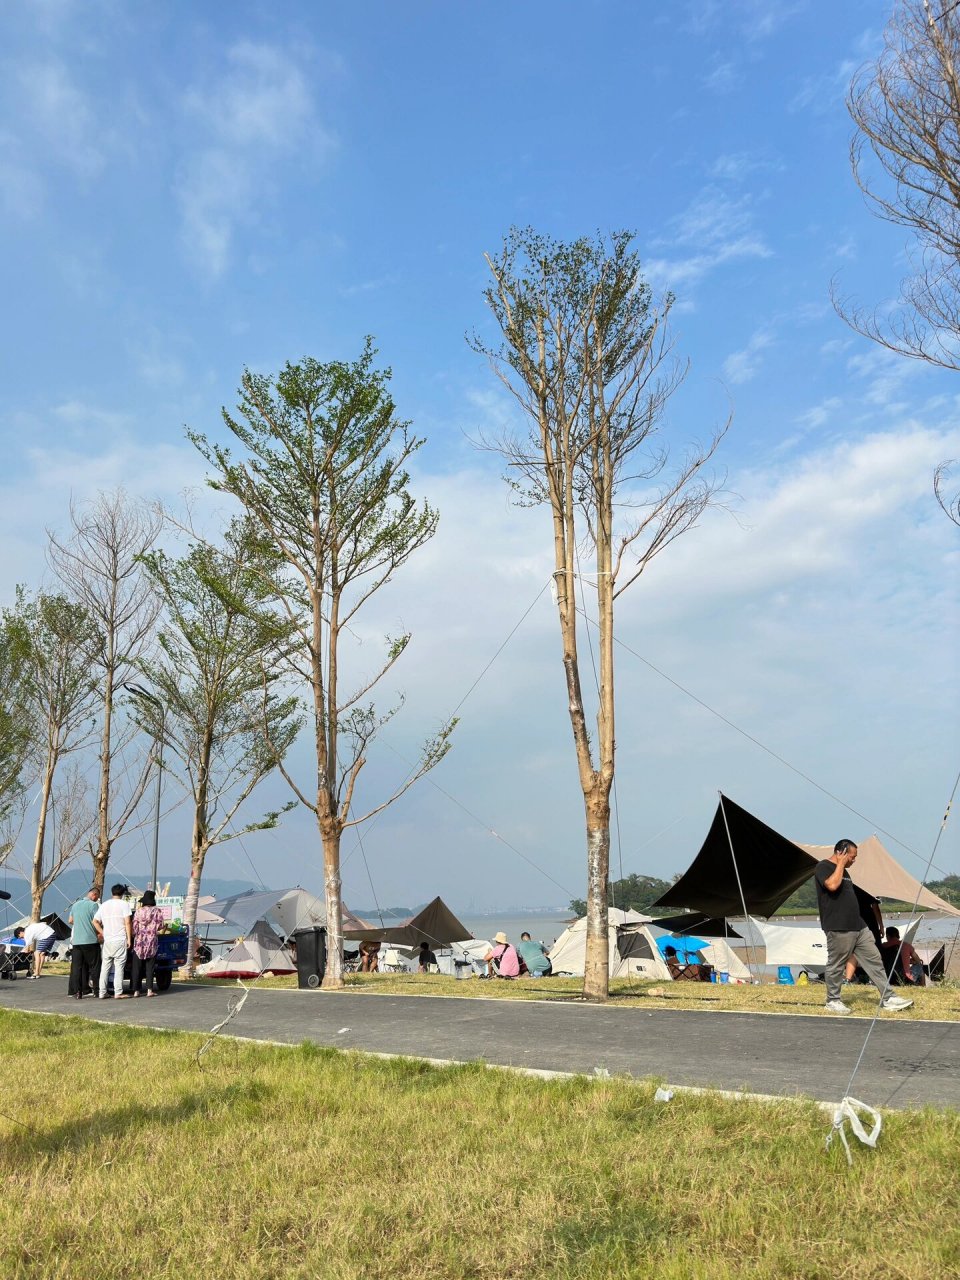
[
  {"left": 796, "top": 835, "right": 960, "bottom": 917},
  {"left": 549, "top": 910, "right": 668, "bottom": 979}
]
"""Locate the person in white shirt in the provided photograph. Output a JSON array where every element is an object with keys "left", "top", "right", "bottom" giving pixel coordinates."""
[
  {"left": 18, "top": 921, "right": 57, "bottom": 978},
  {"left": 93, "top": 884, "right": 133, "bottom": 1000}
]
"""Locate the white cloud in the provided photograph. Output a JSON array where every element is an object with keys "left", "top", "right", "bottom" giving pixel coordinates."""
[
  {"left": 846, "top": 345, "right": 924, "bottom": 409},
  {"left": 703, "top": 58, "right": 740, "bottom": 94},
  {"left": 722, "top": 329, "right": 774, "bottom": 384},
  {"left": 790, "top": 29, "right": 877, "bottom": 114},
  {"left": 709, "top": 150, "right": 781, "bottom": 182},
  {"left": 646, "top": 189, "right": 772, "bottom": 291},
  {"left": 177, "top": 42, "right": 335, "bottom": 278},
  {"left": 794, "top": 396, "right": 842, "bottom": 431},
  {"left": 0, "top": 133, "right": 43, "bottom": 218},
  {"left": 16, "top": 59, "right": 106, "bottom": 177}
]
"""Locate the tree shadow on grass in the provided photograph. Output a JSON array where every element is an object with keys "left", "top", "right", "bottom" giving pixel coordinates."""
[{"left": 5, "top": 1078, "right": 273, "bottom": 1161}]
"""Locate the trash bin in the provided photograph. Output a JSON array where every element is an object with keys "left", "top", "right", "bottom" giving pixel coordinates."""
[{"left": 292, "top": 927, "right": 326, "bottom": 989}]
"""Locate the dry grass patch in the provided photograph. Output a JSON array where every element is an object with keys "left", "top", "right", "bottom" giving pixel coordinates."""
[{"left": 0, "top": 1009, "right": 957, "bottom": 1280}]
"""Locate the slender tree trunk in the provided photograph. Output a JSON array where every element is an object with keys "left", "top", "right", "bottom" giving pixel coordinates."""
[
  {"left": 183, "top": 732, "right": 213, "bottom": 974},
  {"left": 182, "top": 857, "right": 205, "bottom": 975},
  {"left": 31, "top": 756, "right": 55, "bottom": 919},
  {"left": 319, "top": 820, "right": 343, "bottom": 989},
  {"left": 582, "top": 786, "right": 612, "bottom": 999},
  {"left": 91, "top": 663, "right": 114, "bottom": 899},
  {"left": 583, "top": 445, "right": 616, "bottom": 999}
]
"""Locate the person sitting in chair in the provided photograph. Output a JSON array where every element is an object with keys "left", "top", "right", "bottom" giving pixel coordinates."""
[
  {"left": 418, "top": 941, "right": 438, "bottom": 973},
  {"left": 880, "top": 927, "right": 924, "bottom": 984},
  {"left": 359, "top": 939, "right": 380, "bottom": 973}
]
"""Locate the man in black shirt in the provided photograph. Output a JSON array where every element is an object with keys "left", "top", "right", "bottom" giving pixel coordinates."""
[{"left": 814, "top": 839, "right": 914, "bottom": 1015}]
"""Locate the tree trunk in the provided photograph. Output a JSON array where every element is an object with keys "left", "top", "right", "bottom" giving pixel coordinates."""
[
  {"left": 92, "top": 649, "right": 115, "bottom": 903},
  {"left": 31, "top": 758, "right": 55, "bottom": 920},
  {"left": 582, "top": 785, "right": 612, "bottom": 1000},
  {"left": 182, "top": 856, "right": 205, "bottom": 976},
  {"left": 320, "top": 820, "right": 344, "bottom": 989}
]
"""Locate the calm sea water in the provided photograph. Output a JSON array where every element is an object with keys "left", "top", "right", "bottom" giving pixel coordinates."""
[{"left": 457, "top": 914, "right": 573, "bottom": 947}]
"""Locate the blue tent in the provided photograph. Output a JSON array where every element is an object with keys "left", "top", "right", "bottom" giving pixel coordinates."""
[{"left": 655, "top": 934, "right": 708, "bottom": 965}]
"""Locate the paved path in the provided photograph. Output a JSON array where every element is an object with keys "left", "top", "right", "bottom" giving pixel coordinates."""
[{"left": 1, "top": 980, "right": 957, "bottom": 1110}]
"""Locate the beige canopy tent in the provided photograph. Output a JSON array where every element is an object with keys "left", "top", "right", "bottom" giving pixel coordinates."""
[
  {"left": 549, "top": 910, "right": 671, "bottom": 979},
  {"left": 796, "top": 836, "right": 960, "bottom": 917}
]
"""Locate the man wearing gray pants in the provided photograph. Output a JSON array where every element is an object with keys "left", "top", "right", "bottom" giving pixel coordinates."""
[{"left": 815, "top": 840, "right": 913, "bottom": 1015}]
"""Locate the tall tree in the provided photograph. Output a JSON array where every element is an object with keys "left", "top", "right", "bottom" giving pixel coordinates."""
[
  {"left": 190, "top": 342, "right": 454, "bottom": 988},
  {"left": 842, "top": 0, "right": 960, "bottom": 524},
  {"left": 473, "top": 228, "right": 725, "bottom": 1000},
  {"left": 47, "top": 490, "right": 162, "bottom": 895},
  {"left": 4, "top": 590, "right": 98, "bottom": 917},
  {"left": 0, "top": 614, "right": 34, "bottom": 853},
  {"left": 30, "top": 763, "right": 96, "bottom": 915},
  {"left": 139, "top": 519, "right": 303, "bottom": 973}
]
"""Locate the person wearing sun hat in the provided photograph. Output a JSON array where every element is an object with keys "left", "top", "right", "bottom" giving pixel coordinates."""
[{"left": 484, "top": 931, "right": 520, "bottom": 978}]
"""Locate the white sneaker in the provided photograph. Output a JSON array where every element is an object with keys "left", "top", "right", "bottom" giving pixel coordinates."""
[
  {"left": 880, "top": 995, "right": 914, "bottom": 1011},
  {"left": 824, "top": 999, "right": 852, "bottom": 1014}
]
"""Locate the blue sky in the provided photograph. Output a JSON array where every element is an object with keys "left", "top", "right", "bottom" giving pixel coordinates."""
[{"left": 1, "top": 0, "right": 958, "bottom": 913}]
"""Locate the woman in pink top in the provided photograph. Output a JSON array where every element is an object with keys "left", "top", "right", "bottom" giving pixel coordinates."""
[
  {"left": 131, "top": 890, "right": 165, "bottom": 996},
  {"left": 485, "top": 931, "right": 521, "bottom": 978}
]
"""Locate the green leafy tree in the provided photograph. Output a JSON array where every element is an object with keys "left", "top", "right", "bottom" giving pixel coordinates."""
[
  {"left": 190, "top": 343, "right": 454, "bottom": 987},
  {"left": 473, "top": 229, "right": 725, "bottom": 1000},
  {"left": 139, "top": 518, "right": 303, "bottom": 972},
  {"left": 569, "top": 873, "right": 673, "bottom": 918},
  {"left": 4, "top": 590, "right": 99, "bottom": 917}
]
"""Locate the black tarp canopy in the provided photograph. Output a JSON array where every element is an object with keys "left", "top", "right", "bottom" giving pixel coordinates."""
[
  {"left": 343, "top": 896, "right": 473, "bottom": 946},
  {"left": 650, "top": 795, "right": 818, "bottom": 919},
  {"left": 652, "top": 912, "right": 743, "bottom": 939}
]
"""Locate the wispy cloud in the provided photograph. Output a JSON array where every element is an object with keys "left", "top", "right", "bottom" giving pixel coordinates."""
[
  {"left": 709, "top": 150, "right": 782, "bottom": 182},
  {"left": 177, "top": 41, "right": 335, "bottom": 278},
  {"left": 16, "top": 58, "right": 107, "bottom": 177},
  {"left": 790, "top": 28, "right": 877, "bottom": 114},
  {"left": 723, "top": 329, "right": 775, "bottom": 384},
  {"left": 846, "top": 346, "right": 924, "bottom": 409},
  {"left": 794, "top": 396, "right": 842, "bottom": 432},
  {"left": 645, "top": 188, "right": 773, "bottom": 292}
]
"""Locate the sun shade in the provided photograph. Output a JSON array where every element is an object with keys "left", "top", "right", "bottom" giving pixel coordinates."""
[{"left": 650, "top": 795, "right": 818, "bottom": 919}]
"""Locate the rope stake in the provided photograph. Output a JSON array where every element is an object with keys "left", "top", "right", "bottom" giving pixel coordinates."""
[{"left": 826, "top": 1096, "right": 882, "bottom": 1166}]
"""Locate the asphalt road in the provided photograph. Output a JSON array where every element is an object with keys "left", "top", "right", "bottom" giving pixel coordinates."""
[{"left": 1, "top": 979, "right": 957, "bottom": 1110}]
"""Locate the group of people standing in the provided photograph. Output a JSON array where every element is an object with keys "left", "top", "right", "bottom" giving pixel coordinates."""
[{"left": 67, "top": 883, "right": 166, "bottom": 1001}]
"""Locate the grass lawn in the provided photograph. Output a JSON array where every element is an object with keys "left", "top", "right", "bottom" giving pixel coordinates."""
[
  {"left": 1, "top": 1009, "right": 957, "bottom": 1280},
  {"left": 210, "top": 968, "right": 960, "bottom": 1022}
]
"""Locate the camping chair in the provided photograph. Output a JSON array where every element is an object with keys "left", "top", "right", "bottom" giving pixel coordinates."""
[
  {"left": 0, "top": 944, "right": 19, "bottom": 980},
  {"left": 666, "top": 956, "right": 706, "bottom": 982},
  {"left": 381, "top": 949, "right": 408, "bottom": 973}
]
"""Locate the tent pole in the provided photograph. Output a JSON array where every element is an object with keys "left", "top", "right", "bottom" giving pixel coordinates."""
[{"left": 718, "top": 792, "right": 762, "bottom": 983}]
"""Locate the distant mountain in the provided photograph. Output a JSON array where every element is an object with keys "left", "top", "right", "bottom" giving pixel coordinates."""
[{"left": 0, "top": 867, "right": 263, "bottom": 916}]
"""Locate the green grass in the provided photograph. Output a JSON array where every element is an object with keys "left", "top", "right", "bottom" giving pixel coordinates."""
[
  {"left": 0, "top": 1009, "right": 958, "bottom": 1280},
  {"left": 207, "top": 968, "right": 960, "bottom": 1021}
]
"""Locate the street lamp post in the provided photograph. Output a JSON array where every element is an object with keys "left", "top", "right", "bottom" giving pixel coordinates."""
[{"left": 123, "top": 682, "right": 165, "bottom": 891}]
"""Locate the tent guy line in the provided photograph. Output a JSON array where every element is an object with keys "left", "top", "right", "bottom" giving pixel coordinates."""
[
  {"left": 833, "top": 765, "right": 960, "bottom": 1120},
  {"left": 584, "top": 609, "right": 956, "bottom": 881}
]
